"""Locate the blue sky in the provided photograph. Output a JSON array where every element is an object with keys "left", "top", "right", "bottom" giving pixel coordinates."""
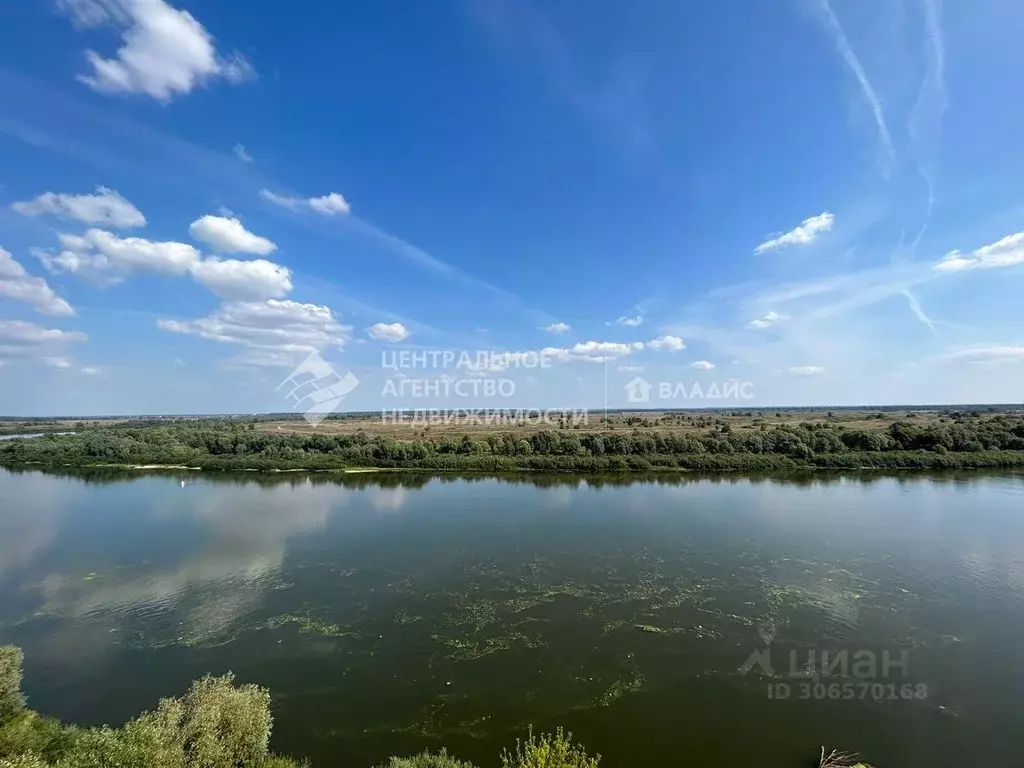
[{"left": 1, "top": 0, "right": 1023, "bottom": 416}]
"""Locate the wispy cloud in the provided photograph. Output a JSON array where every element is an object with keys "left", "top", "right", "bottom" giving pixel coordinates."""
[
  {"left": 233, "top": 143, "right": 254, "bottom": 163},
  {"left": 900, "top": 288, "right": 938, "bottom": 336},
  {"left": 907, "top": 0, "right": 947, "bottom": 232},
  {"left": 809, "top": 0, "right": 896, "bottom": 177},
  {"left": 754, "top": 212, "right": 835, "bottom": 254}
]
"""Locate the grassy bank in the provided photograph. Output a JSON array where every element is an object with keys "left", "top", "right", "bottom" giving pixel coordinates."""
[
  {"left": 2, "top": 413, "right": 1024, "bottom": 474},
  {"left": 0, "top": 646, "right": 870, "bottom": 768}
]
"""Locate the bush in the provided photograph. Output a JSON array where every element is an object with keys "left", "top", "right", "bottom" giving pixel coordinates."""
[
  {"left": 380, "top": 749, "right": 476, "bottom": 767},
  {"left": 0, "top": 647, "right": 24, "bottom": 722},
  {"left": 501, "top": 727, "right": 600, "bottom": 768}
]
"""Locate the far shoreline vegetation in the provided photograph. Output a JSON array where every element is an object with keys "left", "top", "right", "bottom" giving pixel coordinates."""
[
  {"left": 0, "top": 645, "right": 872, "bottom": 768},
  {"left": 2, "top": 407, "right": 1024, "bottom": 474}
]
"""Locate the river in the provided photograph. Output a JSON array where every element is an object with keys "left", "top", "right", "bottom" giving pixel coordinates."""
[{"left": 1, "top": 467, "right": 1022, "bottom": 766}]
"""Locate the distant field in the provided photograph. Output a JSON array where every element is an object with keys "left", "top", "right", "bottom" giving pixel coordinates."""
[{"left": 257, "top": 407, "right": 995, "bottom": 441}]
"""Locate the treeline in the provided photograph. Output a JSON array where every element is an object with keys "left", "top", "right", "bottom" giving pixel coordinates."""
[{"left": 2, "top": 415, "right": 1024, "bottom": 473}]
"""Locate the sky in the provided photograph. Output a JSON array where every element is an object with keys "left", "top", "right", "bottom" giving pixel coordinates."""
[{"left": 1, "top": 0, "right": 1023, "bottom": 416}]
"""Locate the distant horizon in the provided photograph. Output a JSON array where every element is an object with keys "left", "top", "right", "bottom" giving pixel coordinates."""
[{"left": 3, "top": 403, "right": 1024, "bottom": 421}]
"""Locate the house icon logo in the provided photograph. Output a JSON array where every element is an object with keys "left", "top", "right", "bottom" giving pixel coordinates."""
[{"left": 625, "top": 376, "right": 652, "bottom": 403}]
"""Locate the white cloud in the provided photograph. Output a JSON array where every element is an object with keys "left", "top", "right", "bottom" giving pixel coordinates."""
[
  {"left": 788, "top": 366, "right": 826, "bottom": 377},
  {"left": 617, "top": 365, "right": 643, "bottom": 372},
  {"left": 58, "top": 0, "right": 255, "bottom": 101},
  {"left": 933, "top": 345, "right": 1024, "bottom": 365},
  {"left": 0, "top": 321, "right": 87, "bottom": 345},
  {"left": 188, "top": 257, "right": 292, "bottom": 300},
  {"left": 80, "top": 366, "right": 103, "bottom": 375},
  {"left": 746, "top": 310, "right": 790, "bottom": 329},
  {"left": 47, "top": 229, "right": 200, "bottom": 276},
  {"left": 690, "top": 360, "right": 715, "bottom": 370},
  {"left": 233, "top": 143, "right": 253, "bottom": 163},
  {"left": 258, "top": 189, "right": 303, "bottom": 212},
  {"left": 647, "top": 335, "right": 685, "bottom": 351},
  {"left": 11, "top": 186, "right": 145, "bottom": 228},
  {"left": 260, "top": 189, "right": 351, "bottom": 216},
  {"left": 308, "top": 193, "right": 351, "bottom": 216},
  {"left": 158, "top": 299, "right": 351, "bottom": 354},
  {"left": 0, "top": 248, "right": 75, "bottom": 316},
  {"left": 367, "top": 322, "right": 410, "bottom": 342},
  {"left": 544, "top": 322, "right": 571, "bottom": 333},
  {"left": 754, "top": 212, "right": 835, "bottom": 254},
  {"left": 616, "top": 315, "right": 644, "bottom": 327},
  {"left": 0, "top": 320, "right": 87, "bottom": 368},
  {"left": 933, "top": 232, "right": 1024, "bottom": 272},
  {"left": 543, "top": 340, "right": 644, "bottom": 363},
  {"left": 188, "top": 215, "right": 276, "bottom": 255}
]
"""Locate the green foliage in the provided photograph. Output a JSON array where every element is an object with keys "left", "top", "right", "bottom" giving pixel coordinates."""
[
  {"left": 0, "top": 647, "right": 25, "bottom": 722},
  {"left": 379, "top": 749, "right": 476, "bottom": 768},
  {"left": 500, "top": 727, "right": 600, "bottom": 768},
  {"left": 3, "top": 413, "right": 1024, "bottom": 473}
]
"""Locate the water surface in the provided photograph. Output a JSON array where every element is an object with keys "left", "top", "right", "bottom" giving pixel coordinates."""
[{"left": 1, "top": 468, "right": 1023, "bottom": 767}]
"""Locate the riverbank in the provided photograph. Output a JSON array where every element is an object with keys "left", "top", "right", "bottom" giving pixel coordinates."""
[
  {"left": 2, "top": 413, "right": 1024, "bottom": 475},
  {"left": 0, "top": 645, "right": 871, "bottom": 768}
]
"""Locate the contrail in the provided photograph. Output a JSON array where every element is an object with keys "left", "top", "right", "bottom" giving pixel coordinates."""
[
  {"left": 812, "top": 0, "right": 897, "bottom": 177},
  {"left": 908, "top": 0, "right": 947, "bottom": 252},
  {"left": 900, "top": 288, "right": 938, "bottom": 336}
]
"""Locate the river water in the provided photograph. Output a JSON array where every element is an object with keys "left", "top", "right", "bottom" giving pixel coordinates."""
[{"left": 1, "top": 468, "right": 1022, "bottom": 767}]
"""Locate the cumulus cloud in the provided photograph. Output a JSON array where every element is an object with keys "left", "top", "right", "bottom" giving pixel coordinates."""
[
  {"left": 260, "top": 189, "right": 351, "bottom": 216},
  {"left": 157, "top": 299, "right": 351, "bottom": 358},
  {"left": 189, "top": 257, "right": 292, "bottom": 300},
  {"left": 12, "top": 186, "right": 145, "bottom": 228},
  {"left": 58, "top": 0, "right": 255, "bottom": 101},
  {"left": 0, "top": 248, "right": 75, "bottom": 316},
  {"left": 690, "top": 360, "right": 715, "bottom": 370},
  {"left": 188, "top": 215, "right": 276, "bottom": 255},
  {"left": 754, "top": 212, "right": 835, "bottom": 254},
  {"left": 616, "top": 315, "right": 644, "bottom": 327},
  {"left": 933, "top": 232, "right": 1024, "bottom": 272},
  {"left": 788, "top": 366, "right": 826, "bottom": 376},
  {"left": 43, "top": 229, "right": 200, "bottom": 276},
  {"left": 746, "top": 310, "right": 790, "bottom": 329},
  {"left": 647, "top": 335, "right": 685, "bottom": 351},
  {"left": 544, "top": 322, "right": 571, "bottom": 333},
  {"left": 367, "top": 322, "right": 410, "bottom": 342},
  {"left": 308, "top": 193, "right": 351, "bottom": 216}
]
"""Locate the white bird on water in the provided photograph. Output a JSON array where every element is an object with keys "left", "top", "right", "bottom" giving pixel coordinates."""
[{"left": 180, "top": 480, "right": 186, "bottom": 488}]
